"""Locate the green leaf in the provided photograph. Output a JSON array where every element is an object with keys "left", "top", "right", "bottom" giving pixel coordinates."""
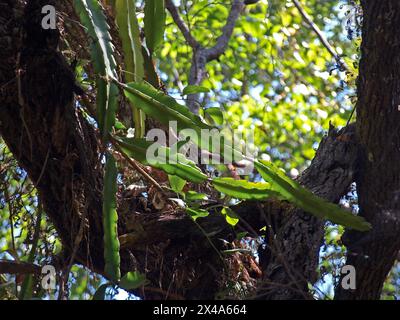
[
  {"left": 186, "top": 207, "right": 209, "bottom": 221},
  {"left": 92, "top": 283, "right": 110, "bottom": 300},
  {"left": 115, "top": 0, "right": 145, "bottom": 83},
  {"left": 144, "top": 0, "right": 166, "bottom": 54},
  {"left": 120, "top": 81, "right": 244, "bottom": 163},
  {"left": 221, "top": 207, "right": 239, "bottom": 226},
  {"left": 168, "top": 175, "right": 186, "bottom": 193},
  {"left": 122, "top": 81, "right": 212, "bottom": 133},
  {"left": 141, "top": 45, "right": 161, "bottom": 87},
  {"left": 119, "top": 271, "right": 148, "bottom": 290},
  {"left": 212, "top": 177, "right": 278, "bottom": 200},
  {"left": 102, "top": 153, "right": 121, "bottom": 282},
  {"left": 204, "top": 107, "right": 224, "bottom": 126},
  {"left": 175, "top": 135, "right": 191, "bottom": 151},
  {"left": 150, "top": 147, "right": 208, "bottom": 183},
  {"left": 182, "top": 85, "right": 210, "bottom": 95},
  {"left": 114, "top": 121, "right": 127, "bottom": 130},
  {"left": 73, "top": 0, "right": 119, "bottom": 140},
  {"left": 116, "top": 137, "right": 208, "bottom": 183},
  {"left": 236, "top": 231, "right": 248, "bottom": 240},
  {"left": 185, "top": 191, "right": 208, "bottom": 201},
  {"left": 255, "top": 160, "right": 371, "bottom": 231},
  {"left": 115, "top": 0, "right": 146, "bottom": 137},
  {"left": 115, "top": 137, "right": 150, "bottom": 163}
]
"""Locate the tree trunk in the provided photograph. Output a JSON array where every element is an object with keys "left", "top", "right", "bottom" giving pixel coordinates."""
[
  {"left": 250, "top": 124, "right": 359, "bottom": 299},
  {"left": 335, "top": 0, "right": 400, "bottom": 300}
]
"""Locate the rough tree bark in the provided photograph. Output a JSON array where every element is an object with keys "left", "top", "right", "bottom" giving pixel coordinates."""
[
  {"left": 336, "top": 0, "right": 400, "bottom": 299},
  {"left": 0, "top": 0, "right": 106, "bottom": 274},
  {"left": 252, "top": 124, "right": 359, "bottom": 299},
  {"left": 0, "top": 0, "right": 398, "bottom": 300}
]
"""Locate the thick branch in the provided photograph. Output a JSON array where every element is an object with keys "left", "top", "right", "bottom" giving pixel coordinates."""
[
  {"left": 335, "top": 0, "right": 400, "bottom": 300},
  {"left": 235, "top": 124, "right": 359, "bottom": 299},
  {"left": 0, "top": 0, "right": 106, "bottom": 273},
  {"left": 0, "top": 260, "right": 41, "bottom": 275},
  {"left": 204, "top": 0, "right": 245, "bottom": 61},
  {"left": 165, "top": 0, "right": 200, "bottom": 49},
  {"left": 167, "top": 0, "right": 245, "bottom": 113}
]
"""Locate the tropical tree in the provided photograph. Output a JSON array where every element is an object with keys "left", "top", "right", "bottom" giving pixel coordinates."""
[{"left": 0, "top": 0, "right": 399, "bottom": 300}]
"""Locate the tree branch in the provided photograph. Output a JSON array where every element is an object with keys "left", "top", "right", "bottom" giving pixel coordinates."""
[
  {"left": 204, "top": 0, "right": 245, "bottom": 61},
  {"left": 165, "top": 0, "right": 200, "bottom": 49},
  {"left": 167, "top": 0, "right": 245, "bottom": 113},
  {"left": 292, "top": 0, "right": 348, "bottom": 72},
  {"left": 0, "top": 260, "right": 41, "bottom": 275},
  {"left": 235, "top": 124, "right": 360, "bottom": 299}
]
